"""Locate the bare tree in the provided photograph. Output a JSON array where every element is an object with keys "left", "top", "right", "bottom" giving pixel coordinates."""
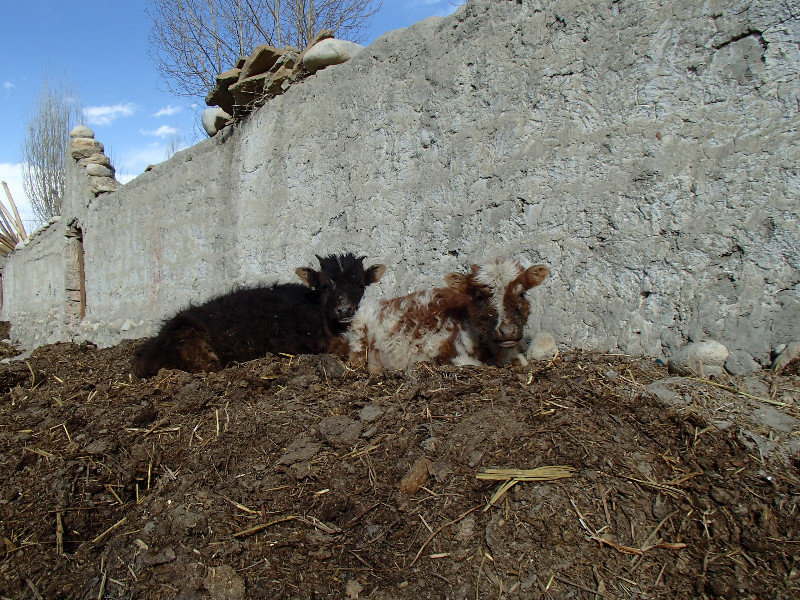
[
  {"left": 148, "top": 0, "right": 382, "bottom": 98},
  {"left": 20, "top": 74, "right": 83, "bottom": 223}
]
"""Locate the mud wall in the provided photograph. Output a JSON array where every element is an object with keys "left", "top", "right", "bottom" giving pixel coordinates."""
[
  {"left": 2, "top": 223, "right": 71, "bottom": 346},
  {"left": 3, "top": 0, "right": 799, "bottom": 365}
]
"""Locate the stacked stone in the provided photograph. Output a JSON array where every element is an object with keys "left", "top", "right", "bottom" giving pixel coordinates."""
[
  {"left": 14, "top": 216, "right": 61, "bottom": 250},
  {"left": 69, "top": 126, "right": 120, "bottom": 196},
  {"left": 202, "top": 32, "right": 364, "bottom": 136}
]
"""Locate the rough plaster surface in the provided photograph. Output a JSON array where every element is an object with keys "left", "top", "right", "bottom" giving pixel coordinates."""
[
  {"left": 2, "top": 224, "right": 70, "bottom": 346},
  {"left": 2, "top": 0, "right": 799, "bottom": 365}
]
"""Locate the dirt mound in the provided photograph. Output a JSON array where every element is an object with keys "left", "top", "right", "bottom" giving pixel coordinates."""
[{"left": 1, "top": 336, "right": 799, "bottom": 599}]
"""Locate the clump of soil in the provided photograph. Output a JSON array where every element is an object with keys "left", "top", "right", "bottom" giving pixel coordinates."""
[
  {"left": 0, "top": 321, "right": 18, "bottom": 360},
  {"left": 1, "top": 334, "right": 799, "bottom": 599}
]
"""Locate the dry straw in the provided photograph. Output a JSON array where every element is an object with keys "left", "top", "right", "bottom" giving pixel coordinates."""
[{"left": 477, "top": 466, "right": 576, "bottom": 511}]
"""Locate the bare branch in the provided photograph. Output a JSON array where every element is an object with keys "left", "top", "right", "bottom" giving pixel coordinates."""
[
  {"left": 20, "top": 73, "right": 83, "bottom": 224},
  {"left": 147, "top": 0, "right": 382, "bottom": 99}
]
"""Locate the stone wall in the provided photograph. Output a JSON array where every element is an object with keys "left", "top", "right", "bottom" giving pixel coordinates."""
[{"left": 2, "top": 0, "right": 798, "bottom": 369}]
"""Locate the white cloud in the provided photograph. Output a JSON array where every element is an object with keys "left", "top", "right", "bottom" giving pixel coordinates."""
[
  {"left": 153, "top": 105, "right": 182, "bottom": 117},
  {"left": 118, "top": 143, "right": 170, "bottom": 177},
  {"left": 83, "top": 103, "right": 138, "bottom": 126},
  {"left": 3, "top": 81, "right": 14, "bottom": 91},
  {"left": 117, "top": 137, "right": 191, "bottom": 182},
  {"left": 116, "top": 172, "right": 138, "bottom": 185},
  {"left": 0, "top": 163, "right": 39, "bottom": 233},
  {"left": 142, "top": 125, "right": 179, "bottom": 138}
]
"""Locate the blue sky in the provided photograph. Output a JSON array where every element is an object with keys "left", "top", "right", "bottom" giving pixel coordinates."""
[{"left": 1, "top": 0, "right": 463, "bottom": 231}]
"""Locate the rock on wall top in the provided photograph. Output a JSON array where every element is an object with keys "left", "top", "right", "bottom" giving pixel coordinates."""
[
  {"left": 202, "top": 31, "right": 364, "bottom": 136},
  {"left": 68, "top": 126, "right": 120, "bottom": 197}
]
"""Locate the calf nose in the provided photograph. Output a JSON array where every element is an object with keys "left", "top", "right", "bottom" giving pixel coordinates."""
[
  {"left": 336, "top": 305, "right": 355, "bottom": 320},
  {"left": 497, "top": 322, "right": 520, "bottom": 340}
]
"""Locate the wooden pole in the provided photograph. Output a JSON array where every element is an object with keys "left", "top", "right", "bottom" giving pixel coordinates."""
[
  {"left": 0, "top": 212, "right": 15, "bottom": 241},
  {"left": 0, "top": 192, "right": 21, "bottom": 240},
  {"left": 0, "top": 235, "right": 17, "bottom": 256},
  {"left": 1, "top": 181, "right": 27, "bottom": 240}
]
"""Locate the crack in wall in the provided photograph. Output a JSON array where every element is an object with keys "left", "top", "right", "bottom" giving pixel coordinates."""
[{"left": 712, "top": 29, "right": 767, "bottom": 53}]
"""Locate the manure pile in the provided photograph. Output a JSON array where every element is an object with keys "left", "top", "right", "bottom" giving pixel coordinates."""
[{"left": 1, "top": 338, "right": 799, "bottom": 599}]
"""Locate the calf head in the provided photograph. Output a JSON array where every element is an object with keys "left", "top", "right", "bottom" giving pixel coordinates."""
[
  {"left": 296, "top": 253, "right": 386, "bottom": 331},
  {"left": 445, "top": 259, "right": 549, "bottom": 362}
]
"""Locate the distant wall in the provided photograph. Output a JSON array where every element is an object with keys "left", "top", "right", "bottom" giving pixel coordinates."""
[
  {"left": 3, "top": 0, "right": 799, "bottom": 366},
  {"left": 2, "top": 223, "right": 71, "bottom": 346}
]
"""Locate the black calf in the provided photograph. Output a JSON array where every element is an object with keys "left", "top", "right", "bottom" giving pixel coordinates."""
[{"left": 133, "top": 253, "right": 385, "bottom": 377}]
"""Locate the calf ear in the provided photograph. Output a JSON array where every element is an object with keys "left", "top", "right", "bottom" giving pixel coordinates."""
[
  {"left": 444, "top": 272, "right": 470, "bottom": 293},
  {"left": 295, "top": 267, "right": 321, "bottom": 289},
  {"left": 522, "top": 265, "right": 550, "bottom": 289},
  {"left": 365, "top": 264, "right": 386, "bottom": 285}
]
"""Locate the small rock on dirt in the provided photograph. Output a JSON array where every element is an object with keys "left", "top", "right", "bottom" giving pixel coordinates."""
[
  {"left": 527, "top": 331, "right": 558, "bottom": 361},
  {"left": 170, "top": 504, "right": 207, "bottom": 534},
  {"left": 315, "top": 354, "right": 347, "bottom": 378},
  {"left": 319, "top": 416, "right": 362, "bottom": 446},
  {"left": 725, "top": 350, "right": 761, "bottom": 375},
  {"left": 204, "top": 564, "right": 246, "bottom": 600},
  {"left": 399, "top": 457, "right": 432, "bottom": 495},
  {"left": 773, "top": 341, "right": 800, "bottom": 375},
  {"left": 468, "top": 451, "right": 484, "bottom": 467},
  {"left": 668, "top": 340, "right": 729, "bottom": 377},
  {"left": 142, "top": 547, "right": 176, "bottom": 566},
  {"left": 131, "top": 401, "right": 158, "bottom": 426},
  {"left": 359, "top": 403, "right": 384, "bottom": 422},
  {"left": 288, "top": 461, "right": 314, "bottom": 480},
  {"left": 84, "top": 439, "right": 111, "bottom": 455},
  {"left": 428, "top": 460, "right": 453, "bottom": 482},
  {"left": 652, "top": 493, "right": 670, "bottom": 520},
  {"left": 456, "top": 515, "right": 476, "bottom": 540},
  {"left": 276, "top": 436, "right": 321, "bottom": 465},
  {"left": 176, "top": 381, "right": 214, "bottom": 411},
  {"left": 421, "top": 436, "right": 439, "bottom": 452},
  {"left": 346, "top": 578, "right": 364, "bottom": 599}
]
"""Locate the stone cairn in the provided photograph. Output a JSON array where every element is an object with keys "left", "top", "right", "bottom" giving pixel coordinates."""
[
  {"left": 68, "top": 126, "right": 120, "bottom": 197},
  {"left": 202, "top": 32, "right": 364, "bottom": 137}
]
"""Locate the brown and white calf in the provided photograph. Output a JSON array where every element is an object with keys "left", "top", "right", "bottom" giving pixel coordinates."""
[{"left": 346, "top": 259, "right": 549, "bottom": 373}]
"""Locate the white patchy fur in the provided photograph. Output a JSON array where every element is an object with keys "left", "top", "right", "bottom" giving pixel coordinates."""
[
  {"left": 346, "top": 259, "right": 531, "bottom": 371},
  {"left": 473, "top": 258, "right": 524, "bottom": 334},
  {"left": 346, "top": 290, "right": 480, "bottom": 371}
]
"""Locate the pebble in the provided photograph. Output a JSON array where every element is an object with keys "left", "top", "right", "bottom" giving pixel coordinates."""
[
  {"left": 302, "top": 38, "right": 364, "bottom": 73},
  {"left": 526, "top": 331, "right": 558, "bottom": 361},
  {"left": 468, "top": 451, "right": 483, "bottom": 467},
  {"left": 725, "top": 349, "right": 761, "bottom": 375},
  {"left": 69, "top": 125, "right": 94, "bottom": 138},
  {"left": 201, "top": 106, "right": 232, "bottom": 137},
  {"left": 421, "top": 436, "right": 439, "bottom": 451},
  {"left": 85, "top": 163, "right": 114, "bottom": 177},
  {"left": 204, "top": 565, "right": 246, "bottom": 600},
  {"left": 668, "top": 340, "right": 729, "bottom": 377},
  {"left": 772, "top": 341, "right": 800, "bottom": 374},
  {"left": 359, "top": 404, "right": 384, "bottom": 422},
  {"left": 398, "top": 457, "right": 432, "bottom": 495}
]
